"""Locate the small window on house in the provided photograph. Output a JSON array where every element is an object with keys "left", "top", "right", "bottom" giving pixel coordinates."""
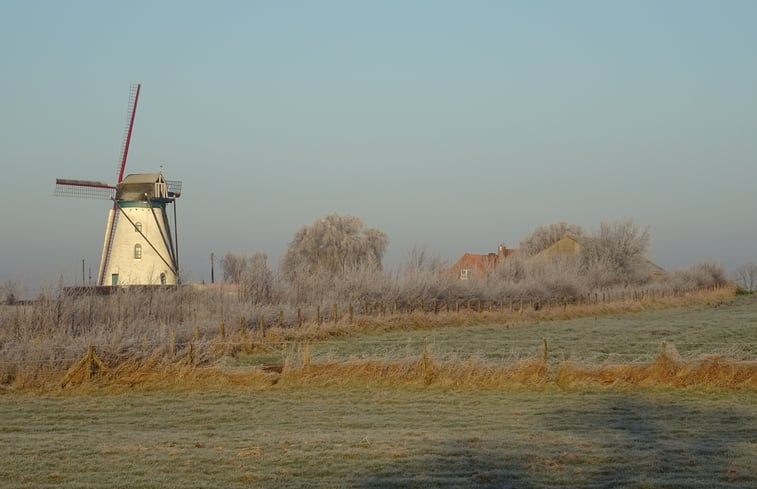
[
  {"left": 134, "top": 243, "right": 142, "bottom": 259},
  {"left": 459, "top": 268, "right": 470, "bottom": 281},
  {"left": 160, "top": 272, "right": 166, "bottom": 285},
  {"left": 134, "top": 222, "right": 142, "bottom": 233}
]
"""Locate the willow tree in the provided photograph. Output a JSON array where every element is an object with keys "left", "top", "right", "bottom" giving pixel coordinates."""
[{"left": 281, "top": 214, "right": 389, "bottom": 302}]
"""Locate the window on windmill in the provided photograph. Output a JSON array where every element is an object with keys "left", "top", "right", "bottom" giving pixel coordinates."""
[
  {"left": 134, "top": 222, "right": 142, "bottom": 233},
  {"left": 459, "top": 268, "right": 471, "bottom": 280},
  {"left": 134, "top": 244, "right": 142, "bottom": 259}
]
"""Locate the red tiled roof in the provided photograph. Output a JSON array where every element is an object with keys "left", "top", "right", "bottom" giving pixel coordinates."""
[{"left": 449, "top": 246, "right": 517, "bottom": 277}]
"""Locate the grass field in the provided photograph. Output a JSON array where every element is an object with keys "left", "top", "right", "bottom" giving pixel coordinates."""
[
  {"left": 242, "top": 293, "right": 757, "bottom": 367},
  {"left": 1, "top": 294, "right": 755, "bottom": 487},
  {"left": 1, "top": 387, "right": 755, "bottom": 488}
]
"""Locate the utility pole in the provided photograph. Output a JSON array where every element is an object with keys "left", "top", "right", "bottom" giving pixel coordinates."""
[
  {"left": 210, "top": 252, "right": 215, "bottom": 284},
  {"left": 82, "top": 259, "right": 85, "bottom": 287}
]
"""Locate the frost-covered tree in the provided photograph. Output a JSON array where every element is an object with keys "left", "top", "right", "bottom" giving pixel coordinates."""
[
  {"left": 240, "top": 252, "right": 275, "bottom": 303},
  {"left": 580, "top": 218, "right": 650, "bottom": 284},
  {"left": 281, "top": 213, "right": 389, "bottom": 285},
  {"left": 221, "top": 252, "right": 248, "bottom": 284},
  {"left": 735, "top": 262, "right": 757, "bottom": 291},
  {"left": 1, "top": 280, "right": 18, "bottom": 305}
]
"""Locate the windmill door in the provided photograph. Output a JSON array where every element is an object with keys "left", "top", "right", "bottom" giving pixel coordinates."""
[{"left": 111, "top": 274, "right": 119, "bottom": 286}]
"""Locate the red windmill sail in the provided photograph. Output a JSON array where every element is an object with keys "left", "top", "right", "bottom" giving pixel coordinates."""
[{"left": 100, "top": 84, "right": 141, "bottom": 285}]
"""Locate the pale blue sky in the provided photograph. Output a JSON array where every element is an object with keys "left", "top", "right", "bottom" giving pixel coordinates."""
[{"left": 1, "top": 1, "right": 756, "bottom": 293}]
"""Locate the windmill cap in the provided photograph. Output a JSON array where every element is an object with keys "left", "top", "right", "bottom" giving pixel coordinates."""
[{"left": 116, "top": 173, "right": 178, "bottom": 202}]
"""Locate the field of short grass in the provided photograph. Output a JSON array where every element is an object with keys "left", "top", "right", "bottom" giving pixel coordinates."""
[
  {"left": 241, "top": 293, "right": 757, "bottom": 367},
  {"left": 1, "top": 387, "right": 755, "bottom": 488}
]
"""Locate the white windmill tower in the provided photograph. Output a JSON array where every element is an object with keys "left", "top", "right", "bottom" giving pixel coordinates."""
[{"left": 54, "top": 84, "right": 183, "bottom": 287}]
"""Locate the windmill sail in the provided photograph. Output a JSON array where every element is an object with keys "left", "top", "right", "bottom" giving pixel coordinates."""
[
  {"left": 54, "top": 179, "right": 116, "bottom": 199},
  {"left": 97, "top": 209, "right": 119, "bottom": 286},
  {"left": 117, "top": 84, "right": 140, "bottom": 183},
  {"left": 99, "top": 84, "right": 141, "bottom": 285}
]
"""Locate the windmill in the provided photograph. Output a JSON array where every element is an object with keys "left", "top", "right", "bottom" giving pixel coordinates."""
[{"left": 54, "top": 84, "right": 182, "bottom": 287}]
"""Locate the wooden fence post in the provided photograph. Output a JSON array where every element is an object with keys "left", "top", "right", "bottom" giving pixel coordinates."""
[
  {"left": 86, "top": 344, "right": 94, "bottom": 378},
  {"left": 259, "top": 315, "right": 266, "bottom": 337},
  {"left": 219, "top": 322, "right": 226, "bottom": 339},
  {"left": 297, "top": 307, "right": 302, "bottom": 328},
  {"left": 61, "top": 344, "right": 107, "bottom": 387},
  {"left": 332, "top": 304, "right": 338, "bottom": 324},
  {"left": 316, "top": 305, "right": 321, "bottom": 325},
  {"left": 278, "top": 310, "right": 284, "bottom": 327}
]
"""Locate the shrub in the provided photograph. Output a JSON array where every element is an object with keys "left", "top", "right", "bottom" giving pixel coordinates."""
[
  {"left": 666, "top": 263, "right": 727, "bottom": 290},
  {"left": 734, "top": 262, "right": 757, "bottom": 291}
]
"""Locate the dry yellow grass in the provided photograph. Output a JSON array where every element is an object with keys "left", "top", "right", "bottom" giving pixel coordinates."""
[
  {"left": 33, "top": 340, "right": 755, "bottom": 395},
  {"left": 556, "top": 353, "right": 757, "bottom": 389},
  {"left": 277, "top": 344, "right": 756, "bottom": 390}
]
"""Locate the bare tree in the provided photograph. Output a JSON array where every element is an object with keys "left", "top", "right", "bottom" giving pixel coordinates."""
[
  {"left": 402, "top": 245, "right": 447, "bottom": 277},
  {"left": 240, "top": 252, "right": 275, "bottom": 304},
  {"left": 735, "top": 262, "right": 757, "bottom": 291},
  {"left": 580, "top": 218, "right": 650, "bottom": 285},
  {"left": 1, "top": 280, "right": 18, "bottom": 305},
  {"left": 281, "top": 213, "right": 389, "bottom": 284},
  {"left": 221, "top": 252, "right": 248, "bottom": 284},
  {"left": 519, "top": 222, "right": 584, "bottom": 256}
]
